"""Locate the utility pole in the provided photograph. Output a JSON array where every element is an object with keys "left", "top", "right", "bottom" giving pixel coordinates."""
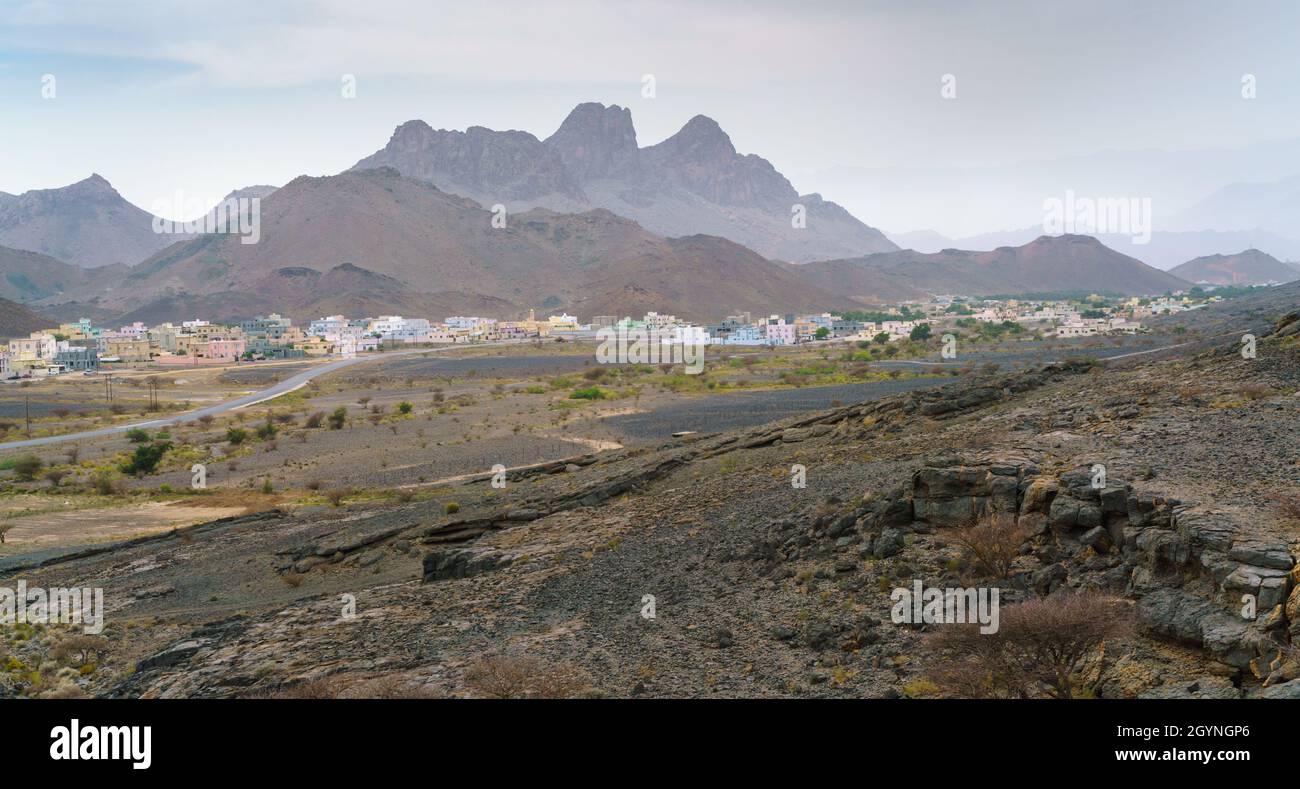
[{"left": 25, "top": 395, "right": 31, "bottom": 438}]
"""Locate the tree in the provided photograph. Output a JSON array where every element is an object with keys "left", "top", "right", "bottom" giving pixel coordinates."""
[
  {"left": 873, "top": 332, "right": 891, "bottom": 345},
  {"left": 814, "top": 327, "right": 830, "bottom": 340},
  {"left": 120, "top": 441, "right": 172, "bottom": 477},
  {"left": 909, "top": 323, "right": 933, "bottom": 341}
]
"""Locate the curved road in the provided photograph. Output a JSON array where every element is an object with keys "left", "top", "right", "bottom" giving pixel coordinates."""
[{"left": 0, "top": 344, "right": 496, "bottom": 451}]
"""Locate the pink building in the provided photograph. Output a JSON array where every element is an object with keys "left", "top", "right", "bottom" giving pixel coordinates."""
[{"left": 203, "top": 338, "right": 246, "bottom": 362}]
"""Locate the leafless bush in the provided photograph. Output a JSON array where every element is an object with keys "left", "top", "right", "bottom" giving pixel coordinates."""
[
  {"left": 304, "top": 411, "right": 325, "bottom": 429},
  {"left": 463, "top": 655, "right": 592, "bottom": 699},
  {"left": 324, "top": 487, "right": 352, "bottom": 507},
  {"left": 951, "top": 516, "right": 1033, "bottom": 579},
  {"left": 51, "top": 634, "right": 110, "bottom": 665},
  {"left": 925, "top": 592, "right": 1131, "bottom": 699}
]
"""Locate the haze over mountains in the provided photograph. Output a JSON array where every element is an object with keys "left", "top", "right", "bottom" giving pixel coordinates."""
[
  {"left": 354, "top": 102, "right": 897, "bottom": 263},
  {"left": 810, "top": 137, "right": 1300, "bottom": 237},
  {"left": 1172, "top": 173, "right": 1300, "bottom": 236}
]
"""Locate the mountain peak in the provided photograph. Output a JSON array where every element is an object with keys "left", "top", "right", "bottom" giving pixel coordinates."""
[
  {"left": 65, "top": 173, "right": 119, "bottom": 197},
  {"left": 659, "top": 114, "right": 734, "bottom": 156},
  {"left": 545, "top": 102, "right": 639, "bottom": 182}
]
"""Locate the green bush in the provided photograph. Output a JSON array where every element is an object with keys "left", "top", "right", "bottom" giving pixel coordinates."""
[
  {"left": 398, "top": 401, "right": 413, "bottom": 414},
  {"left": 569, "top": 387, "right": 608, "bottom": 401},
  {"left": 256, "top": 421, "right": 278, "bottom": 440},
  {"left": 226, "top": 427, "right": 248, "bottom": 445},
  {"left": 120, "top": 442, "right": 172, "bottom": 476},
  {"left": 327, "top": 407, "right": 348, "bottom": 430},
  {"left": 125, "top": 428, "right": 150, "bottom": 443}
]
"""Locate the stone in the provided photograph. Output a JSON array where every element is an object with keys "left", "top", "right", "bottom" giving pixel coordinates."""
[
  {"left": 1228, "top": 538, "right": 1294, "bottom": 571},
  {"left": 422, "top": 548, "right": 513, "bottom": 582},
  {"left": 1081, "top": 525, "right": 1114, "bottom": 553},
  {"left": 873, "top": 528, "right": 905, "bottom": 559}
]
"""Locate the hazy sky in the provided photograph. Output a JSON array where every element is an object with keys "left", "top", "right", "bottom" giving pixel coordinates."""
[{"left": 2, "top": 0, "right": 1297, "bottom": 228}]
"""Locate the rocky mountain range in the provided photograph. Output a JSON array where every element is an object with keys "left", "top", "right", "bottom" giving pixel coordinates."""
[
  {"left": 61, "top": 167, "right": 861, "bottom": 323},
  {"left": 1169, "top": 249, "right": 1300, "bottom": 286},
  {"left": 798, "top": 234, "right": 1191, "bottom": 299},
  {"left": 353, "top": 102, "right": 897, "bottom": 263},
  {"left": 0, "top": 175, "right": 178, "bottom": 268}
]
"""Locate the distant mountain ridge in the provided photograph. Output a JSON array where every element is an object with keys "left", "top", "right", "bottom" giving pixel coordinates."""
[
  {"left": 352, "top": 102, "right": 897, "bottom": 262},
  {"left": 1172, "top": 174, "right": 1300, "bottom": 236},
  {"left": 0, "top": 175, "right": 179, "bottom": 268},
  {"left": 799, "top": 235, "right": 1191, "bottom": 299},
  {"left": 1169, "top": 249, "right": 1300, "bottom": 285},
  {"left": 886, "top": 227, "right": 1300, "bottom": 272}
]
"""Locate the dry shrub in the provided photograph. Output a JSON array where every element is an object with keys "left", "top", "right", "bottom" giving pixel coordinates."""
[
  {"left": 951, "top": 516, "right": 1032, "bottom": 579},
  {"left": 1239, "top": 382, "right": 1270, "bottom": 400},
  {"left": 463, "top": 655, "right": 592, "bottom": 699},
  {"left": 51, "top": 634, "right": 111, "bottom": 665},
  {"left": 324, "top": 487, "right": 352, "bottom": 507},
  {"left": 925, "top": 592, "right": 1131, "bottom": 699},
  {"left": 280, "top": 571, "right": 305, "bottom": 587},
  {"left": 304, "top": 411, "right": 325, "bottom": 429}
]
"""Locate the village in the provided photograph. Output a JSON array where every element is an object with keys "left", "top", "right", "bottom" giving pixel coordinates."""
[{"left": 0, "top": 289, "right": 1222, "bottom": 379}]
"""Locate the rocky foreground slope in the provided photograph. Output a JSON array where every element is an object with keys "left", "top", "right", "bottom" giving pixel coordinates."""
[{"left": 4, "top": 312, "right": 1299, "bottom": 699}]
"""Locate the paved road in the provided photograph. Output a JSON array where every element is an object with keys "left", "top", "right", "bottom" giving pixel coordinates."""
[{"left": 0, "top": 345, "right": 487, "bottom": 451}]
